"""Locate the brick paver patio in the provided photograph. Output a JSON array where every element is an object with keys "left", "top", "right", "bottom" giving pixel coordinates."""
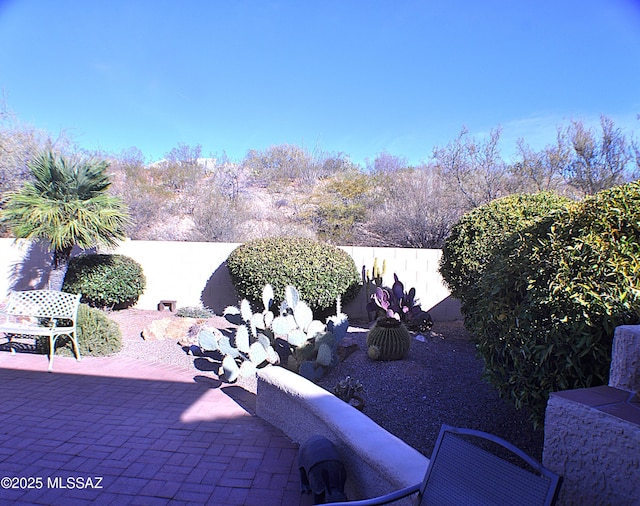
[{"left": 0, "top": 352, "right": 314, "bottom": 505}]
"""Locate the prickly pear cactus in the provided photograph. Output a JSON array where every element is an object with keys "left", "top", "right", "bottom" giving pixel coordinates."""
[
  {"left": 201, "top": 284, "right": 280, "bottom": 382},
  {"left": 316, "top": 343, "right": 333, "bottom": 367},
  {"left": 208, "top": 283, "right": 349, "bottom": 383}
]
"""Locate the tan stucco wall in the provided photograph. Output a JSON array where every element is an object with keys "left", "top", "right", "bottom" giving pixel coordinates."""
[{"left": 0, "top": 238, "right": 460, "bottom": 320}]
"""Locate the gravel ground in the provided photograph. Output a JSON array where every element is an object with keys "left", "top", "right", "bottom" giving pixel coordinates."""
[
  {"left": 107, "top": 309, "right": 544, "bottom": 461},
  {"left": 316, "top": 320, "right": 544, "bottom": 461}
]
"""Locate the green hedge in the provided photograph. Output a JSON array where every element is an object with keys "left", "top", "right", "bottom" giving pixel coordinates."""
[
  {"left": 465, "top": 182, "right": 640, "bottom": 425},
  {"left": 439, "top": 192, "right": 571, "bottom": 309},
  {"left": 63, "top": 254, "right": 146, "bottom": 309},
  {"left": 227, "top": 237, "right": 360, "bottom": 314}
]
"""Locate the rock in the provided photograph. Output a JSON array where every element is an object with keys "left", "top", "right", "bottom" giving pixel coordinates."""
[
  {"left": 337, "top": 343, "right": 359, "bottom": 362},
  {"left": 142, "top": 317, "right": 201, "bottom": 342},
  {"left": 179, "top": 324, "right": 225, "bottom": 348}
]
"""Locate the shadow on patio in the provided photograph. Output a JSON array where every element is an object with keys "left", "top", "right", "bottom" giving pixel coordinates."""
[{"left": 0, "top": 353, "right": 313, "bottom": 505}]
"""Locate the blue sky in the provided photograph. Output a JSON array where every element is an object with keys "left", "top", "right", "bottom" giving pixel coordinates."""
[{"left": 1, "top": 0, "right": 639, "bottom": 166}]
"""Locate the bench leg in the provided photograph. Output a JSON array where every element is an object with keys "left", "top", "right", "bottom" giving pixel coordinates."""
[
  {"left": 48, "top": 335, "right": 56, "bottom": 372},
  {"left": 47, "top": 333, "right": 82, "bottom": 372},
  {"left": 70, "top": 333, "right": 82, "bottom": 362},
  {"left": 48, "top": 337, "right": 54, "bottom": 372}
]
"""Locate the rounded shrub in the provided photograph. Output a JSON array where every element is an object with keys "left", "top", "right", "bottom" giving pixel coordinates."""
[
  {"left": 63, "top": 254, "right": 146, "bottom": 309},
  {"left": 226, "top": 237, "right": 360, "bottom": 314},
  {"left": 50, "top": 304, "right": 122, "bottom": 357},
  {"left": 467, "top": 182, "right": 640, "bottom": 425},
  {"left": 439, "top": 192, "right": 571, "bottom": 308},
  {"left": 76, "top": 304, "right": 123, "bottom": 356}
]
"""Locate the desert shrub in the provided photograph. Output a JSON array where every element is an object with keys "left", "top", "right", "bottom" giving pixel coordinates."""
[
  {"left": 439, "top": 192, "right": 571, "bottom": 308},
  {"left": 48, "top": 304, "right": 122, "bottom": 357},
  {"left": 226, "top": 236, "right": 360, "bottom": 314},
  {"left": 63, "top": 254, "right": 146, "bottom": 309},
  {"left": 303, "top": 171, "right": 374, "bottom": 245},
  {"left": 176, "top": 305, "right": 215, "bottom": 318},
  {"left": 467, "top": 182, "right": 640, "bottom": 425}
]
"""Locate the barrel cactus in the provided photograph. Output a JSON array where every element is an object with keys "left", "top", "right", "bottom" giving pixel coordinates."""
[{"left": 367, "top": 317, "right": 411, "bottom": 361}]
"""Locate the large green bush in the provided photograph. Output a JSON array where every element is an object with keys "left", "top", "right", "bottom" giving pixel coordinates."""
[
  {"left": 466, "top": 182, "right": 640, "bottom": 425},
  {"left": 227, "top": 237, "right": 360, "bottom": 314},
  {"left": 47, "top": 304, "right": 122, "bottom": 357},
  {"left": 439, "top": 192, "right": 571, "bottom": 308},
  {"left": 63, "top": 254, "right": 146, "bottom": 309}
]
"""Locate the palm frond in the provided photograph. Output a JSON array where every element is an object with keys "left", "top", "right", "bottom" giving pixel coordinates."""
[{"left": 0, "top": 148, "right": 131, "bottom": 253}]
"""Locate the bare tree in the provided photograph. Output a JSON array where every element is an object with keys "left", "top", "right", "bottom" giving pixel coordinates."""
[
  {"left": 366, "top": 165, "right": 465, "bottom": 248},
  {"left": 365, "top": 151, "right": 408, "bottom": 173},
  {"left": 241, "top": 144, "right": 355, "bottom": 189},
  {"left": 631, "top": 133, "right": 640, "bottom": 182},
  {"left": 203, "top": 152, "right": 243, "bottom": 200},
  {"left": 512, "top": 130, "right": 572, "bottom": 194},
  {"left": 564, "top": 115, "right": 635, "bottom": 195},
  {"left": 164, "top": 142, "right": 202, "bottom": 166},
  {"left": 432, "top": 127, "right": 512, "bottom": 209},
  {"left": 107, "top": 148, "right": 164, "bottom": 239},
  {"left": 0, "top": 103, "right": 73, "bottom": 195},
  {"left": 189, "top": 187, "right": 247, "bottom": 242},
  {"left": 242, "top": 144, "right": 313, "bottom": 187},
  {"left": 155, "top": 143, "right": 205, "bottom": 194}
]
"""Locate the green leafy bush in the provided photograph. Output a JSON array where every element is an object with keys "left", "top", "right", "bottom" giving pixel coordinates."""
[
  {"left": 439, "top": 192, "right": 571, "bottom": 309},
  {"left": 226, "top": 237, "right": 360, "bottom": 314},
  {"left": 466, "top": 182, "right": 640, "bottom": 425},
  {"left": 63, "top": 254, "right": 146, "bottom": 309},
  {"left": 49, "top": 304, "right": 122, "bottom": 357}
]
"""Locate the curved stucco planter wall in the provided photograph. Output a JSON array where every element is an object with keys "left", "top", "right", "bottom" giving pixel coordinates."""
[{"left": 255, "top": 366, "right": 429, "bottom": 504}]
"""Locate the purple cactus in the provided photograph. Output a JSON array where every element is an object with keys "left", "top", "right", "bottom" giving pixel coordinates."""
[{"left": 366, "top": 273, "right": 427, "bottom": 325}]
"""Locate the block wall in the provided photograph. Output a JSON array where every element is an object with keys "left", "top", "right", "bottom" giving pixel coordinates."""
[{"left": 0, "top": 239, "right": 460, "bottom": 320}]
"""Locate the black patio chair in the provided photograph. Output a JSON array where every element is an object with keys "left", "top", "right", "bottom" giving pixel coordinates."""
[{"left": 325, "top": 424, "right": 562, "bottom": 506}]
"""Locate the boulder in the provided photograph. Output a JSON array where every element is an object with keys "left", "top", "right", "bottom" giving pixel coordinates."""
[{"left": 142, "top": 317, "right": 201, "bottom": 342}]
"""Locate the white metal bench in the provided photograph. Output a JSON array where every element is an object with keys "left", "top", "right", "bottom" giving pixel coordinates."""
[{"left": 0, "top": 290, "right": 82, "bottom": 372}]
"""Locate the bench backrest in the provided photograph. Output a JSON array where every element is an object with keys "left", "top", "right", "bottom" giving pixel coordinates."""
[{"left": 5, "top": 290, "right": 81, "bottom": 321}]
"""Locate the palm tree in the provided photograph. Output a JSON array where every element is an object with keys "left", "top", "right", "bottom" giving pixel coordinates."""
[{"left": 0, "top": 149, "right": 132, "bottom": 290}]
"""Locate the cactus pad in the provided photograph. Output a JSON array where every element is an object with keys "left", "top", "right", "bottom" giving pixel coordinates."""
[
  {"left": 248, "top": 341, "right": 268, "bottom": 365},
  {"left": 240, "top": 299, "right": 253, "bottom": 322},
  {"left": 235, "top": 325, "right": 250, "bottom": 354},
  {"left": 285, "top": 285, "right": 300, "bottom": 308},
  {"left": 262, "top": 284, "right": 274, "bottom": 311},
  {"left": 306, "top": 319, "right": 326, "bottom": 339},
  {"left": 316, "top": 343, "right": 333, "bottom": 367},
  {"left": 287, "top": 328, "right": 308, "bottom": 347},
  {"left": 221, "top": 355, "right": 240, "bottom": 382},
  {"left": 198, "top": 329, "right": 219, "bottom": 352},
  {"left": 293, "top": 300, "right": 313, "bottom": 330},
  {"left": 218, "top": 336, "right": 241, "bottom": 358}
]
